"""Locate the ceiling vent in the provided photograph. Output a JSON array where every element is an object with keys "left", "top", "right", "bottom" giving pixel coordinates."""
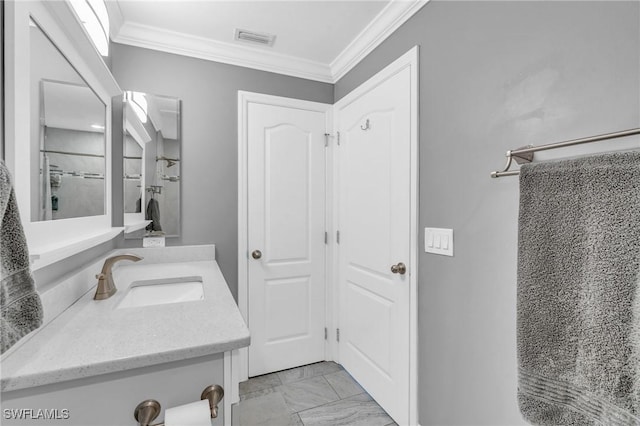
[{"left": 234, "top": 28, "right": 276, "bottom": 47}]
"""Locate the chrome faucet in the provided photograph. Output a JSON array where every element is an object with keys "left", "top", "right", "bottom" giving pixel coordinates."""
[{"left": 94, "top": 254, "right": 143, "bottom": 300}]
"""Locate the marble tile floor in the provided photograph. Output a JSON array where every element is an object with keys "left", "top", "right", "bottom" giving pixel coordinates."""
[{"left": 233, "top": 361, "right": 398, "bottom": 426}]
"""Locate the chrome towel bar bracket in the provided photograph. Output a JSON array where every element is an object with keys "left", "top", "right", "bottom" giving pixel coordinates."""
[{"left": 490, "top": 128, "right": 640, "bottom": 178}]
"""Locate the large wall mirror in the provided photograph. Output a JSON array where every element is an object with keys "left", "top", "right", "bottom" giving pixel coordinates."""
[
  {"left": 30, "top": 18, "right": 106, "bottom": 222},
  {"left": 124, "top": 93, "right": 181, "bottom": 239},
  {"left": 5, "top": 0, "right": 122, "bottom": 269}
]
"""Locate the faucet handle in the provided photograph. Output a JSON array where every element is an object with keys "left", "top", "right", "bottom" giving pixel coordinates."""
[{"left": 94, "top": 254, "right": 143, "bottom": 300}]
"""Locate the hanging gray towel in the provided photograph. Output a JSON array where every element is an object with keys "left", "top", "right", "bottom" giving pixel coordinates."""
[
  {"left": 0, "top": 161, "right": 43, "bottom": 354},
  {"left": 517, "top": 151, "right": 640, "bottom": 425},
  {"left": 145, "top": 197, "right": 163, "bottom": 232}
]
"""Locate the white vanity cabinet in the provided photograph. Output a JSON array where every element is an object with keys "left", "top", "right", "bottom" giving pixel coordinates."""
[
  {"left": 0, "top": 246, "right": 249, "bottom": 426},
  {"left": 2, "top": 354, "right": 227, "bottom": 426}
]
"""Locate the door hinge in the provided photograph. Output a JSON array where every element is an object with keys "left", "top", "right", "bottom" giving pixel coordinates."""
[
  {"left": 324, "top": 327, "right": 328, "bottom": 340},
  {"left": 336, "top": 230, "right": 340, "bottom": 244},
  {"left": 337, "top": 131, "right": 341, "bottom": 146},
  {"left": 324, "top": 231, "right": 328, "bottom": 244},
  {"left": 336, "top": 328, "right": 340, "bottom": 342},
  {"left": 324, "top": 133, "right": 329, "bottom": 147}
]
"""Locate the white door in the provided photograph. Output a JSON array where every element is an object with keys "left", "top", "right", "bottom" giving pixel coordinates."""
[
  {"left": 247, "top": 100, "right": 328, "bottom": 377},
  {"left": 336, "top": 65, "right": 413, "bottom": 424}
]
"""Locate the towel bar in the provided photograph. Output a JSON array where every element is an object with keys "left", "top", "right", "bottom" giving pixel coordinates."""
[{"left": 491, "top": 128, "right": 640, "bottom": 178}]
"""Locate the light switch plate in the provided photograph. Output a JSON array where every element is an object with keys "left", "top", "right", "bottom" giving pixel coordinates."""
[{"left": 425, "top": 227, "right": 453, "bottom": 256}]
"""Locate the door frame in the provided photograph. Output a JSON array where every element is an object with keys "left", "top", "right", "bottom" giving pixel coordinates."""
[
  {"left": 237, "top": 91, "right": 333, "bottom": 382},
  {"left": 332, "top": 46, "right": 419, "bottom": 425}
]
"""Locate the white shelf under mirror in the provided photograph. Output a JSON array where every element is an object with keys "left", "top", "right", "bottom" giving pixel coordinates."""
[
  {"left": 29, "top": 228, "right": 124, "bottom": 270},
  {"left": 124, "top": 220, "right": 152, "bottom": 234}
]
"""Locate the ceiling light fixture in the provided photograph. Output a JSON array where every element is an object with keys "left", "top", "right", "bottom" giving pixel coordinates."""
[{"left": 69, "top": 0, "right": 110, "bottom": 56}]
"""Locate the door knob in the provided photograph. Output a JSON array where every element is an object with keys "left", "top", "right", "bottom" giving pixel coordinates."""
[
  {"left": 390, "top": 262, "right": 406, "bottom": 275},
  {"left": 251, "top": 250, "right": 262, "bottom": 260}
]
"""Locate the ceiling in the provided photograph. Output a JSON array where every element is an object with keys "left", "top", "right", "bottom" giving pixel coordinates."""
[
  {"left": 44, "top": 81, "right": 105, "bottom": 133},
  {"left": 107, "top": 0, "right": 427, "bottom": 83}
]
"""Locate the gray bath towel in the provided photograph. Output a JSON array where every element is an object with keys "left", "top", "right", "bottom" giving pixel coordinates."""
[
  {"left": 145, "top": 197, "right": 163, "bottom": 232},
  {"left": 517, "top": 151, "right": 640, "bottom": 425},
  {"left": 0, "top": 161, "right": 43, "bottom": 354}
]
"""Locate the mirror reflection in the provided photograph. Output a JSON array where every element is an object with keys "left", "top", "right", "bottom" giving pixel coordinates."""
[
  {"left": 123, "top": 131, "right": 143, "bottom": 214},
  {"left": 123, "top": 105, "right": 149, "bottom": 215},
  {"left": 125, "top": 93, "right": 181, "bottom": 238},
  {"left": 30, "top": 18, "right": 106, "bottom": 221}
]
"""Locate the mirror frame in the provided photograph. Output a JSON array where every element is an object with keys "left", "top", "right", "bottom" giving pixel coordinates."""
[{"left": 4, "top": 1, "right": 122, "bottom": 269}]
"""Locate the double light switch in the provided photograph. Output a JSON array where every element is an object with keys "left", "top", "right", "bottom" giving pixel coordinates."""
[{"left": 424, "top": 227, "right": 453, "bottom": 256}]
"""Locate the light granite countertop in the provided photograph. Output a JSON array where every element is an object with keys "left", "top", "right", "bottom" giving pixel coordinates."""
[{"left": 1, "top": 246, "right": 250, "bottom": 392}]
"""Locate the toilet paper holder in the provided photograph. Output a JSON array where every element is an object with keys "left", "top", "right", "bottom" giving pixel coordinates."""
[{"left": 134, "top": 384, "right": 224, "bottom": 426}]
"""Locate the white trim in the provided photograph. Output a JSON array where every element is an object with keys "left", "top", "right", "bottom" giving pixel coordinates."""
[
  {"left": 113, "top": 22, "right": 333, "bottom": 83},
  {"left": 328, "top": 126, "right": 341, "bottom": 363},
  {"left": 237, "top": 91, "right": 250, "bottom": 382},
  {"left": 29, "top": 227, "right": 123, "bottom": 270},
  {"left": 237, "top": 91, "right": 332, "bottom": 380},
  {"left": 332, "top": 46, "right": 420, "bottom": 426},
  {"left": 223, "top": 350, "right": 236, "bottom": 426},
  {"left": 324, "top": 107, "right": 336, "bottom": 363},
  {"left": 330, "top": 0, "right": 428, "bottom": 82},
  {"left": 108, "top": 1, "right": 427, "bottom": 83},
  {"left": 224, "top": 349, "right": 241, "bottom": 425},
  {"left": 123, "top": 219, "right": 151, "bottom": 234},
  {"left": 104, "top": 0, "right": 124, "bottom": 44}
]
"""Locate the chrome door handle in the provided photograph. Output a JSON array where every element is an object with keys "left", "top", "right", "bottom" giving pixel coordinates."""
[
  {"left": 251, "top": 250, "right": 262, "bottom": 260},
  {"left": 390, "top": 262, "right": 406, "bottom": 275}
]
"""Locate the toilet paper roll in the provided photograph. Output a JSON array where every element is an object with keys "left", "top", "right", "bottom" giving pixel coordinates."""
[{"left": 164, "top": 399, "right": 212, "bottom": 426}]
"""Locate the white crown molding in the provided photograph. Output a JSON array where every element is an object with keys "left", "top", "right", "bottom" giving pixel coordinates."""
[
  {"left": 105, "top": 0, "right": 124, "bottom": 43},
  {"left": 111, "top": 21, "right": 333, "bottom": 83},
  {"left": 108, "top": 0, "right": 428, "bottom": 84},
  {"left": 330, "top": 0, "right": 429, "bottom": 82}
]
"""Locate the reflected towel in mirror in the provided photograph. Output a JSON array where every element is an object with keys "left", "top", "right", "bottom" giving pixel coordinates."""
[{"left": 146, "top": 198, "right": 163, "bottom": 232}]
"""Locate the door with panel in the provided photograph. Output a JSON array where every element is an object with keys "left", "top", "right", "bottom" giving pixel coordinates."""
[
  {"left": 336, "top": 65, "right": 413, "bottom": 425},
  {"left": 247, "top": 100, "right": 328, "bottom": 377}
]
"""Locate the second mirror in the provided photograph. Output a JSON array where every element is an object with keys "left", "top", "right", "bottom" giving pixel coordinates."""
[{"left": 124, "top": 92, "right": 181, "bottom": 239}]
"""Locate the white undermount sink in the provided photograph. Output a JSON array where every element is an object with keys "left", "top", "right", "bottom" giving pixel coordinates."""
[{"left": 116, "top": 276, "right": 205, "bottom": 309}]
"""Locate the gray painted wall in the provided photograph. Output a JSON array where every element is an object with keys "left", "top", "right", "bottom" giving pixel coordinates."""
[
  {"left": 110, "top": 43, "right": 333, "bottom": 297},
  {"left": 335, "top": 1, "right": 640, "bottom": 424}
]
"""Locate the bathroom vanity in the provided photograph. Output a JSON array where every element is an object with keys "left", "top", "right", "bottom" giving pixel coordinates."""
[
  {"left": 2, "top": 3, "right": 250, "bottom": 424},
  {"left": 1, "top": 245, "right": 250, "bottom": 426}
]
